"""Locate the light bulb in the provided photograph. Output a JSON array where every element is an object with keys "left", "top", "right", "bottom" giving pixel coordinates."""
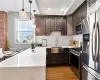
[{"left": 19, "top": 9, "right": 27, "bottom": 18}]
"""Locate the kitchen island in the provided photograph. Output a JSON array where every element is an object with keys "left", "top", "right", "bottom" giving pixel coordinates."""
[{"left": 0, "top": 47, "right": 46, "bottom": 80}]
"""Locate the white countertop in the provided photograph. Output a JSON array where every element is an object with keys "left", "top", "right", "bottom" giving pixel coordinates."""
[
  {"left": 0, "top": 47, "right": 46, "bottom": 68},
  {"left": 46, "top": 46, "right": 79, "bottom": 48}
]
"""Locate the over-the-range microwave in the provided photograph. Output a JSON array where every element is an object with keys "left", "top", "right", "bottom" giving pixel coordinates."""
[{"left": 76, "top": 22, "right": 82, "bottom": 34}]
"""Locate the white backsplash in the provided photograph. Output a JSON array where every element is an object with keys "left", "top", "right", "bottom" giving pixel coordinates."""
[
  {"left": 36, "top": 32, "right": 73, "bottom": 46},
  {"left": 36, "top": 31, "right": 82, "bottom": 46},
  {"left": 72, "top": 34, "right": 82, "bottom": 42}
]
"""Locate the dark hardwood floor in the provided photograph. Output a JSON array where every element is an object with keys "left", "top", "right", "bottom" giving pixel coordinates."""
[{"left": 46, "top": 66, "right": 79, "bottom": 80}]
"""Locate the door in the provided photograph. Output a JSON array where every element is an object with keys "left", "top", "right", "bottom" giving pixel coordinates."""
[{"left": 81, "top": 63, "right": 100, "bottom": 80}]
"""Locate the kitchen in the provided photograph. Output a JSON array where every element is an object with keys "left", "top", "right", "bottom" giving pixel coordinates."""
[{"left": 0, "top": 0, "right": 99, "bottom": 80}]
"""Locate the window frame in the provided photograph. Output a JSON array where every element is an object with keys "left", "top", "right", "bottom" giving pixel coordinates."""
[{"left": 14, "top": 18, "right": 35, "bottom": 44}]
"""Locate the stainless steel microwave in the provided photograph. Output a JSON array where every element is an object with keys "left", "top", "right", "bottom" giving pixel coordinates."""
[{"left": 76, "top": 23, "right": 82, "bottom": 34}]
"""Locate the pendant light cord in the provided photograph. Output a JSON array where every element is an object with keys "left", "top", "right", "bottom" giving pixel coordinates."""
[
  {"left": 29, "top": 0, "right": 32, "bottom": 20},
  {"left": 30, "top": 1, "right": 31, "bottom": 20},
  {"left": 22, "top": 0, "right": 24, "bottom": 10}
]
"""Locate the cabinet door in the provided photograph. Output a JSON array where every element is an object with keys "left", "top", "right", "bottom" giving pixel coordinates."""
[
  {"left": 45, "top": 18, "right": 51, "bottom": 35},
  {"left": 76, "top": 10, "right": 81, "bottom": 23},
  {"left": 81, "top": 1, "right": 87, "bottom": 20},
  {"left": 72, "top": 14, "right": 76, "bottom": 34},
  {"left": 56, "top": 17, "right": 62, "bottom": 30},
  {"left": 35, "top": 17, "right": 46, "bottom": 35},
  {"left": 50, "top": 17, "right": 56, "bottom": 30},
  {"left": 35, "top": 17, "right": 41, "bottom": 35},
  {"left": 64, "top": 48, "right": 69, "bottom": 64},
  {"left": 67, "top": 16, "right": 73, "bottom": 35},
  {"left": 41, "top": 17, "right": 46, "bottom": 35},
  {"left": 89, "top": 0, "right": 97, "bottom": 7},
  {"left": 61, "top": 18, "right": 67, "bottom": 35}
]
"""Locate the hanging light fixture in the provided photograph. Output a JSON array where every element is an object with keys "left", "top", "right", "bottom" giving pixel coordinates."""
[
  {"left": 32, "top": 10, "right": 36, "bottom": 28},
  {"left": 29, "top": 0, "right": 33, "bottom": 25},
  {"left": 19, "top": 0, "right": 27, "bottom": 18},
  {"left": 32, "top": 10, "right": 36, "bottom": 24},
  {"left": 29, "top": 0, "right": 32, "bottom": 20},
  {"left": 29, "top": 0, "right": 36, "bottom": 28}
]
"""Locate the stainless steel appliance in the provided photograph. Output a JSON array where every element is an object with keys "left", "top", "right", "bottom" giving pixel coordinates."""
[
  {"left": 81, "top": 10, "right": 100, "bottom": 80},
  {"left": 70, "top": 48, "right": 80, "bottom": 71},
  {"left": 70, "top": 48, "right": 81, "bottom": 78},
  {"left": 76, "top": 22, "right": 82, "bottom": 34}
]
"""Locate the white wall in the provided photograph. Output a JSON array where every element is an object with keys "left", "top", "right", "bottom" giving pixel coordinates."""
[{"left": 72, "top": 34, "right": 82, "bottom": 42}]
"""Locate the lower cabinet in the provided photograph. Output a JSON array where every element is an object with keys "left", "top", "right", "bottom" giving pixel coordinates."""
[{"left": 46, "top": 48, "right": 69, "bottom": 65}]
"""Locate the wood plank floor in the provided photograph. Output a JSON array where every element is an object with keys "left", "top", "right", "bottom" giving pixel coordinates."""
[{"left": 46, "top": 66, "right": 79, "bottom": 80}]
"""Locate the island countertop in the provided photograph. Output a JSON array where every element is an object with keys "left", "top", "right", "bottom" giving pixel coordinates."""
[{"left": 0, "top": 47, "right": 46, "bottom": 68}]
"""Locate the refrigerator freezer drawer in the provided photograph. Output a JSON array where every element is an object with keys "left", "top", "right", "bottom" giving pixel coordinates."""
[{"left": 81, "top": 63, "right": 100, "bottom": 80}]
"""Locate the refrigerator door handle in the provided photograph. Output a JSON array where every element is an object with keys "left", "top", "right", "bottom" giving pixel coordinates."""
[
  {"left": 91, "top": 23, "right": 96, "bottom": 61},
  {"left": 95, "top": 22, "right": 99, "bottom": 62},
  {"left": 83, "top": 64, "right": 100, "bottom": 79}
]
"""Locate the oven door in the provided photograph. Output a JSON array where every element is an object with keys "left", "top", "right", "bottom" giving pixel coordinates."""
[
  {"left": 70, "top": 51, "right": 79, "bottom": 70},
  {"left": 81, "top": 63, "right": 100, "bottom": 80}
]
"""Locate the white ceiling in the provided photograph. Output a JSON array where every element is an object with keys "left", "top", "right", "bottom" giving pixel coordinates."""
[
  {"left": 36, "top": 0, "right": 72, "bottom": 15},
  {"left": 0, "top": 0, "right": 85, "bottom": 15},
  {"left": 0, "top": 0, "right": 40, "bottom": 14},
  {"left": 36, "top": 0, "right": 85, "bottom": 15}
]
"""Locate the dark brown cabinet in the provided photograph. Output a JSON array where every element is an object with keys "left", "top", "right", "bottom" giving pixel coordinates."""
[
  {"left": 46, "top": 48, "right": 69, "bottom": 65},
  {"left": 50, "top": 17, "right": 56, "bottom": 31},
  {"left": 45, "top": 18, "right": 51, "bottom": 35},
  {"left": 67, "top": 15, "right": 73, "bottom": 35},
  {"left": 56, "top": 17, "right": 62, "bottom": 30},
  {"left": 87, "top": 0, "right": 97, "bottom": 7},
  {"left": 35, "top": 15, "right": 67, "bottom": 35},
  {"left": 72, "top": 1, "right": 87, "bottom": 34},
  {"left": 61, "top": 17, "right": 67, "bottom": 35},
  {"left": 35, "top": 16, "right": 46, "bottom": 35}
]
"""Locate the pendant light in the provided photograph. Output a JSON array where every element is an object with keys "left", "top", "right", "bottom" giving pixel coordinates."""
[
  {"left": 19, "top": 0, "right": 27, "bottom": 18},
  {"left": 29, "top": 0, "right": 33, "bottom": 25},
  {"left": 28, "top": 0, "right": 36, "bottom": 28},
  {"left": 29, "top": 0, "right": 32, "bottom": 20},
  {"left": 32, "top": 10, "right": 36, "bottom": 28},
  {"left": 33, "top": 10, "right": 36, "bottom": 24}
]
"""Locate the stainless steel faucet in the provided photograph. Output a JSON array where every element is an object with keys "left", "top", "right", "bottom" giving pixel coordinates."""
[{"left": 55, "top": 37, "right": 58, "bottom": 46}]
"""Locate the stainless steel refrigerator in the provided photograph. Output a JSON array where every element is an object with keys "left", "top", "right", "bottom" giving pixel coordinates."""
[{"left": 81, "top": 10, "right": 100, "bottom": 80}]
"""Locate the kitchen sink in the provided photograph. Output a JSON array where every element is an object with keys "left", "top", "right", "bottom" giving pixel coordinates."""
[{"left": 51, "top": 47, "right": 64, "bottom": 53}]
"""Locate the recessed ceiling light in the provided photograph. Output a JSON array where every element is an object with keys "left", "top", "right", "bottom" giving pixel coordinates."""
[{"left": 48, "top": 8, "right": 51, "bottom": 10}]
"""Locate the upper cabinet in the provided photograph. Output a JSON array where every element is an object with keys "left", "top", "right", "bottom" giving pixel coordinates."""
[
  {"left": 56, "top": 17, "right": 62, "bottom": 31},
  {"left": 72, "top": 1, "right": 87, "bottom": 34},
  {"left": 87, "top": 0, "right": 97, "bottom": 7},
  {"left": 45, "top": 17, "right": 51, "bottom": 35},
  {"left": 61, "top": 17, "right": 67, "bottom": 35},
  {"left": 35, "top": 15, "right": 67, "bottom": 36},
  {"left": 50, "top": 17, "right": 56, "bottom": 31},
  {"left": 35, "top": 16, "right": 46, "bottom": 35},
  {"left": 67, "top": 15, "right": 73, "bottom": 35}
]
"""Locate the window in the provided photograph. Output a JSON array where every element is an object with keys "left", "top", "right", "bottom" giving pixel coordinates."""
[{"left": 15, "top": 19, "right": 35, "bottom": 44}]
